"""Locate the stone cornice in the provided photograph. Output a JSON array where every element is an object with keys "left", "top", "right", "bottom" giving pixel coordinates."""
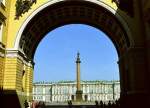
[{"left": 6, "top": 49, "right": 34, "bottom": 67}]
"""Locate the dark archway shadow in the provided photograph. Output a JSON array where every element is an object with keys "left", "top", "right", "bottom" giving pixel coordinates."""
[{"left": 2, "top": 89, "right": 22, "bottom": 108}]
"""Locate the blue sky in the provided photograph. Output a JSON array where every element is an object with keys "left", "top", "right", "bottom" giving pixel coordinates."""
[{"left": 34, "top": 24, "right": 119, "bottom": 82}]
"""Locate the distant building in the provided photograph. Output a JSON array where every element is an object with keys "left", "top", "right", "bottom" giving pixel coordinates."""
[{"left": 33, "top": 80, "right": 120, "bottom": 102}]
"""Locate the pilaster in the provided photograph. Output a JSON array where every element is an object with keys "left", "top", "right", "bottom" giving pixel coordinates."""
[
  {"left": 3, "top": 49, "right": 34, "bottom": 107},
  {"left": 118, "top": 47, "right": 149, "bottom": 108},
  {"left": 25, "top": 61, "right": 33, "bottom": 102},
  {"left": 142, "top": 0, "right": 150, "bottom": 91}
]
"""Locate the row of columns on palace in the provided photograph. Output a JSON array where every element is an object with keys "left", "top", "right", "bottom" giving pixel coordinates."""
[
  {"left": 46, "top": 85, "right": 119, "bottom": 94},
  {"left": 35, "top": 94, "right": 118, "bottom": 102}
]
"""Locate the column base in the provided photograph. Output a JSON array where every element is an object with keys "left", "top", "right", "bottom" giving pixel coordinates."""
[{"left": 76, "top": 90, "right": 83, "bottom": 102}]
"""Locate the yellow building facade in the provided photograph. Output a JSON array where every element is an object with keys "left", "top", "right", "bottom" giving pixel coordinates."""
[{"left": 1, "top": 0, "right": 150, "bottom": 108}]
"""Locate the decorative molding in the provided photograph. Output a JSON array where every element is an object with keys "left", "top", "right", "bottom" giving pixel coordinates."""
[
  {"left": 15, "top": 0, "right": 37, "bottom": 19},
  {"left": 15, "top": 0, "right": 133, "bottom": 50},
  {"left": 20, "top": 3, "right": 130, "bottom": 57},
  {"left": 6, "top": 49, "right": 34, "bottom": 67}
]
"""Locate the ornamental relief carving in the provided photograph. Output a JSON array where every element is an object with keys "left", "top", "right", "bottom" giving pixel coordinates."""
[{"left": 15, "top": 0, "right": 37, "bottom": 19}]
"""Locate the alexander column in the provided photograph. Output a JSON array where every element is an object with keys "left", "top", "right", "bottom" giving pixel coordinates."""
[{"left": 76, "top": 52, "right": 83, "bottom": 101}]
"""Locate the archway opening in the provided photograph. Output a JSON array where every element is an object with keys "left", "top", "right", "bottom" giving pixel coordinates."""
[
  {"left": 15, "top": 0, "right": 132, "bottom": 105},
  {"left": 33, "top": 24, "right": 120, "bottom": 102},
  {"left": 18, "top": 0, "right": 131, "bottom": 60},
  {"left": 34, "top": 24, "right": 119, "bottom": 81}
]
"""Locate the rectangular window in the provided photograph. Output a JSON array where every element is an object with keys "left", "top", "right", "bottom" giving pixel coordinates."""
[{"left": 0, "top": 23, "right": 3, "bottom": 42}]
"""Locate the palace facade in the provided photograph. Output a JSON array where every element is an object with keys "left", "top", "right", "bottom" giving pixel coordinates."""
[{"left": 33, "top": 81, "right": 120, "bottom": 102}]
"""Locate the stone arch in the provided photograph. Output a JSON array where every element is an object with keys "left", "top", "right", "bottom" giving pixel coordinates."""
[
  {"left": 14, "top": 0, "right": 133, "bottom": 59},
  {"left": 6, "top": 0, "right": 150, "bottom": 107}
]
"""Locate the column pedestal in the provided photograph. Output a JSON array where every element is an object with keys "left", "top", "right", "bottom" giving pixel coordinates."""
[{"left": 76, "top": 90, "right": 83, "bottom": 102}]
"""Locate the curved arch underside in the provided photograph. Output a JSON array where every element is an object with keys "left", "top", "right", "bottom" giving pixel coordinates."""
[{"left": 19, "top": 0, "right": 130, "bottom": 59}]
